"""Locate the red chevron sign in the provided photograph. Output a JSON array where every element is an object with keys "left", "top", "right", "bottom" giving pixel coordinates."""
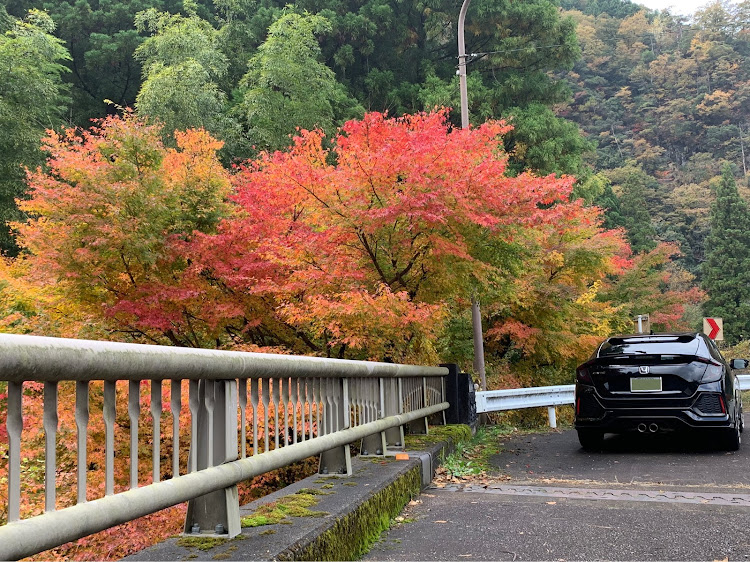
[{"left": 703, "top": 317, "right": 723, "bottom": 340}]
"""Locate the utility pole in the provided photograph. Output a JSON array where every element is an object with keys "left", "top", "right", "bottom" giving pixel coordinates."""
[
  {"left": 458, "top": 0, "right": 471, "bottom": 130},
  {"left": 458, "top": 0, "right": 487, "bottom": 392}
]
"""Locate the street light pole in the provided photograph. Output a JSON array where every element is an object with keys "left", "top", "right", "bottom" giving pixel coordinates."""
[{"left": 458, "top": 0, "right": 487, "bottom": 392}]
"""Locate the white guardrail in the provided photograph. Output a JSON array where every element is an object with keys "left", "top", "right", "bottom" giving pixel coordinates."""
[{"left": 475, "top": 374, "right": 750, "bottom": 429}]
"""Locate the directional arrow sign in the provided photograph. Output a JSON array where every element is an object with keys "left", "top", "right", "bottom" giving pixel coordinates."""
[{"left": 703, "top": 317, "right": 723, "bottom": 340}]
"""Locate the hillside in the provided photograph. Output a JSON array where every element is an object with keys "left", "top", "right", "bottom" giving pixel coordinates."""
[{"left": 560, "top": 0, "right": 750, "bottom": 276}]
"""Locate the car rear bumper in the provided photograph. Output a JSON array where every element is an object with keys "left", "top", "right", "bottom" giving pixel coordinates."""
[{"left": 574, "top": 386, "right": 733, "bottom": 432}]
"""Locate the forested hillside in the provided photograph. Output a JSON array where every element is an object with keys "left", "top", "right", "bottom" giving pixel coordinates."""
[{"left": 561, "top": 0, "right": 750, "bottom": 278}]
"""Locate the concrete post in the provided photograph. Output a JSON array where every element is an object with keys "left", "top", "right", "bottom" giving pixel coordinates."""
[
  {"left": 319, "top": 379, "right": 352, "bottom": 475},
  {"left": 384, "top": 378, "right": 405, "bottom": 452},
  {"left": 184, "top": 379, "right": 240, "bottom": 537}
]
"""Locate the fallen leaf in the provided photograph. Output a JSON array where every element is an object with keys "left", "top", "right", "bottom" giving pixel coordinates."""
[
  {"left": 546, "top": 501, "right": 557, "bottom": 505},
  {"left": 434, "top": 520, "right": 448, "bottom": 524}
]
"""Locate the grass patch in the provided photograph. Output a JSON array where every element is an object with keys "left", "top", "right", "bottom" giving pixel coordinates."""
[
  {"left": 240, "top": 491, "right": 328, "bottom": 527},
  {"left": 440, "top": 424, "right": 515, "bottom": 478}
]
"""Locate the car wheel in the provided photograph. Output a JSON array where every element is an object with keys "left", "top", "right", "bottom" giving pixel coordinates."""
[
  {"left": 577, "top": 429, "right": 604, "bottom": 451},
  {"left": 723, "top": 421, "right": 741, "bottom": 451}
]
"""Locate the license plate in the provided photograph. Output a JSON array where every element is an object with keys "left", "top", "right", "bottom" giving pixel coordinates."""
[{"left": 631, "top": 377, "right": 662, "bottom": 392}]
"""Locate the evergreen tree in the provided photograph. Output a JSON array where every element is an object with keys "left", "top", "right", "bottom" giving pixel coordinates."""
[
  {"left": 606, "top": 165, "right": 658, "bottom": 254},
  {"left": 236, "top": 12, "right": 363, "bottom": 153},
  {"left": 702, "top": 164, "right": 750, "bottom": 343},
  {"left": 0, "top": 8, "right": 70, "bottom": 255},
  {"left": 134, "top": 1, "right": 234, "bottom": 145}
]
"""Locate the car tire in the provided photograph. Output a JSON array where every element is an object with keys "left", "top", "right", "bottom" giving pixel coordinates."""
[
  {"left": 577, "top": 429, "right": 604, "bottom": 451},
  {"left": 723, "top": 422, "right": 741, "bottom": 451}
]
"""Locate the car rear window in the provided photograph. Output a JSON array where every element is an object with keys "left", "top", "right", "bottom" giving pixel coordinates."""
[{"left": 598, "top": 336, "right": 701, "bottom": 357}]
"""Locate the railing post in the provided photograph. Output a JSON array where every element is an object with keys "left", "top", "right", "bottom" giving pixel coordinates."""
[
  {"left": 361, "top": 378, "right": 387, "bottom": 457},
  {"left": 319, "top": 378, "right": 352, "bottom": 475},
  {"left": 547, "top": 406, "right": 557, "bottom": 429},
  {"left": 185, "top": 379, "right": 240, "bottom": 537},
  {"left": 7, "top": 381, "right": 22, "bottom": 523},
  {"left": 75, "top": 380, "right": 89, "bottom": 504},
  {"left": 406, "top": 377, "right": 429, "bottom": 435},
  {"left": 43, "top": 381, "right": 58, "bottom": 511},
  {"left": 383, "top": 378, "right": 404, "bottom": 453}
]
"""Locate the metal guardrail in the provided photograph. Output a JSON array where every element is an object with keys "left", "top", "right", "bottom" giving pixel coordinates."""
[
  {"left": 475, "top": 384, "right": 574, "bottom": 428},
  {"left": 0, "top": 334, "right": 449, "bottom": 560}
]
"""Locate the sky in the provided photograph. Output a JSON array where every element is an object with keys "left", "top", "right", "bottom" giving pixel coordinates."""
[{"left": 636, "top": 0, "right": 736, "bottom": 16}]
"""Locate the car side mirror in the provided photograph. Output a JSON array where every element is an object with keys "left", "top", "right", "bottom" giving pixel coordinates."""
[{"left": 730, "top": 358, "right": 749, "bottom": 369}]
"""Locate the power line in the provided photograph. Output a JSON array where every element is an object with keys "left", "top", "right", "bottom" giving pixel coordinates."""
[{"left": 458, "top": 44, "right": 567, "bottom": 66}]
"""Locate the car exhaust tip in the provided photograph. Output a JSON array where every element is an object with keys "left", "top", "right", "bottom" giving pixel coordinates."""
[
  {"left": 637, "top": 423, "right": 647, "bottom": 433},
  {"left": 648, "top": 423, "right": 659, "bottom": 433}
]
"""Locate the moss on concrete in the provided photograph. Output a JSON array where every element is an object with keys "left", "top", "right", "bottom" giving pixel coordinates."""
[
  {"left": 241, "top": 491, "right": 328, "bottom": 527},
  {"left": 404, "top": 424, "right": 471, "bottom": 449},
  {"left": 175, "top": 537, "right": 228, "bottom": 551},
  {"left": 211, "top": 545, "right": 238, "bottom": 560},
  {"left": 277, "top": 464, "right": 423, "bottom": 561}
]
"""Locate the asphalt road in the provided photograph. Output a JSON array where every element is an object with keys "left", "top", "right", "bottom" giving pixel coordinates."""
[{"left": 364, "top": 424, "right": 750, "bottom": 561}]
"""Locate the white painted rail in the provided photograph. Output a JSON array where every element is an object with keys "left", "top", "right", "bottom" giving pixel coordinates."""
[
  {"left": 475, "top": 384, "right": 574, "bottom": 428},
  {"left": 738, "top": 374, "right": 750, "bottom": 390}
]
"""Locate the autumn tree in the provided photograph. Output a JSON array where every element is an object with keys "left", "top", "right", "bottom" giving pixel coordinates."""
[
  {"left": 602, "top": 242, "right": 705, "bottom": 331},
  {"left": 173, "top": 110, "right": 632, "bottom": 367},
  {"left": 16, "top": 111, "right": 231, "bottom": 344}
]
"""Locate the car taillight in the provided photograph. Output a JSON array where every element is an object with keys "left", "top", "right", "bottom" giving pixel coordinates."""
[
  {"left": 576, "top": 363, "right": 593, "bottom": 384},
  {"left": 695, "top": 357, "right": 724, "bottom": 382},
  {"left": 720, "top": 394, "right": 727, "bottom": 414}
]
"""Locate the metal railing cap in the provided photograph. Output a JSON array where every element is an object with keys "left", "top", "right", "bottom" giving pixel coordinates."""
[{"left": 0, "top": 333, "right": 449, "bottom": 383}]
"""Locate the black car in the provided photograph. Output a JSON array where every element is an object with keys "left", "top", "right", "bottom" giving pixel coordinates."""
[{"left": 575, "top": 332, "right": 745, "bottom": 451}]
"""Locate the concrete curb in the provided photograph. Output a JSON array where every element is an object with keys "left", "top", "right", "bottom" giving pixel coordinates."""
[{"left": 124, "top": 440, "right": 453, "bottom": 561}]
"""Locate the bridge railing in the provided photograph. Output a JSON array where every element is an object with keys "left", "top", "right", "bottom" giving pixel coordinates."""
[{"left": 0, "top": 334, "right": 448, "bottom": 560}]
